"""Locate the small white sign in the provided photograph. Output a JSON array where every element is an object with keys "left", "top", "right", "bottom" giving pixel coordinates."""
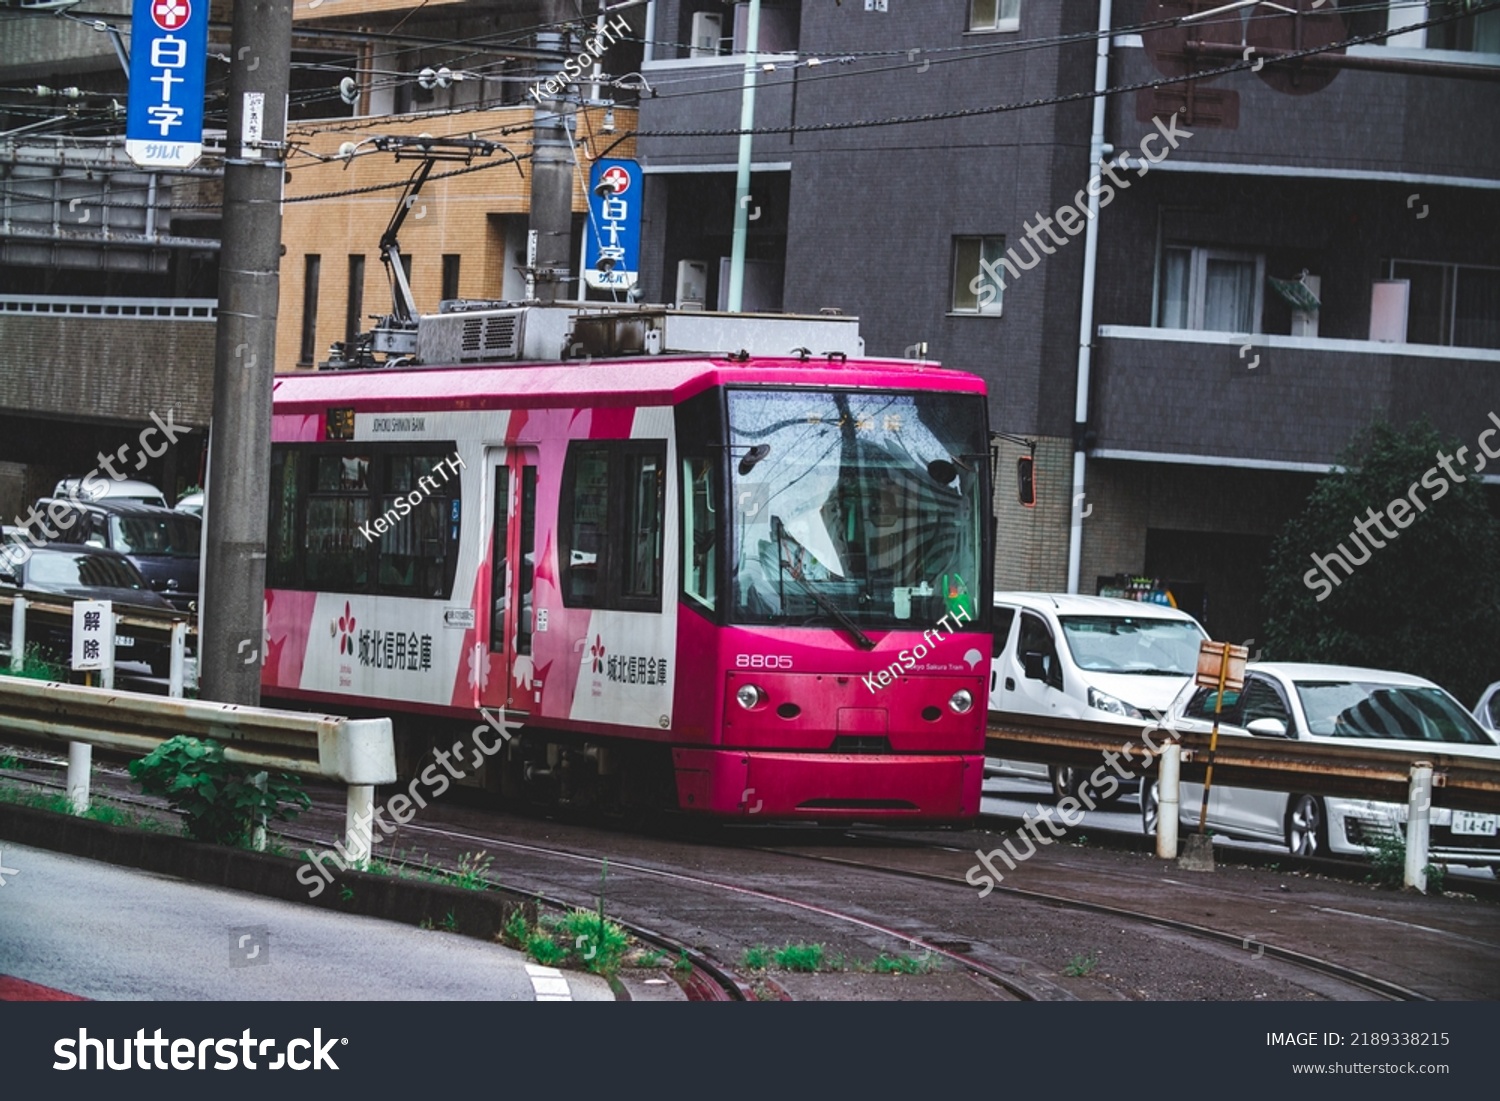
[
  {"left": 241, "top": 91, "right": 265, "bottom": 159},
  {"left": 72, "top": 600, "right": 115, "bottom": 672}
]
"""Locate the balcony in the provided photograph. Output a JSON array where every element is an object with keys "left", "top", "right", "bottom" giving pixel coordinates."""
[{"left": 1091, "top": 325, "right": 1500, "bottom": 471}]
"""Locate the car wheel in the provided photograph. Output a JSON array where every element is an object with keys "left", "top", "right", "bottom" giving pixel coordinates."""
[
  {"left": 1051, "top": 764, "right": 1124, "bottom": 808},
  {"left": 1140, "top": 777, "right": 1159, "bottom": 836},
  {"left": 1284, "top": 794, "right": 1327, "bottom": 857},
  {"left": 1050, "top": 765, "right": 1080, "bottom": 802}
]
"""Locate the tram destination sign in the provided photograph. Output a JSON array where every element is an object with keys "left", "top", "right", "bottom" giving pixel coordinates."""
[{"left": 125, "top": 0, "right": 210, "bottom": 169}]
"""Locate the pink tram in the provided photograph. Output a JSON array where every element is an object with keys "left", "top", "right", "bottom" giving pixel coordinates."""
[{"left": 263, "top": 306, "right": 993, "bottom": 821}]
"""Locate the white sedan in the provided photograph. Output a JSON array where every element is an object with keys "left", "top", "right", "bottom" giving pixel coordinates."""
[{"left": 1142, "top": 663, "right": 1500, "bottom": 873}]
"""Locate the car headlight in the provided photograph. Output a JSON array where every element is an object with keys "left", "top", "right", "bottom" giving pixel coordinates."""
[
  {"left": 735, "top": 684, "right": 767, "bottom": 710},
  {"left": 1088, "top": 687, "right": 1143, "bottom": 719},
  {"left": 949, "top": 689, "right": 974, "bottom": 714}
]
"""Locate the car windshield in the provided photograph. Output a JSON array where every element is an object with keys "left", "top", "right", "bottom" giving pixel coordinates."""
[
  {"left": 110, "top": 514, "right": 200, "bottom": 557},
  {"left": 1058, "top": 615, "right": 1205, "bottom": 674},
  {"left": 1296, "top": 681, "right": 1496, "bottom": 745},
  {"left": 28, "top": 552, "right": 145, "bottom": 590},
  {"left": 728, "top": 388, "right": 987, "bottom": 628}
]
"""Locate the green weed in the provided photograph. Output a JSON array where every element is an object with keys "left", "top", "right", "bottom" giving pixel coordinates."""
[
  {"left": 1064, "top": 952, "right": 1099, "bottom": 977},
  {"left": 773, "top": 943, "right": 825, "bottom": 973}
]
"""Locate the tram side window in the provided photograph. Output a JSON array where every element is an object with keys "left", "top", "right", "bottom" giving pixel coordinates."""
[
  {"left": 305, "top": 453, "right": 371, "bottom": 590},
  {"left": 682, "top": 456, "right": 717, "bottom": 613},
  {"left": 267, "top": 442, "right": 461, "bottom": 599},
  {"left": 561, "top": 440, "right": 667, "bottom": 611}
]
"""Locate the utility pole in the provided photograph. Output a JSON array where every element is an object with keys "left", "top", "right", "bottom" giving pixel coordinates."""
[
  {"left": 726, "top": 0, "right": 761, "bottom": 313},
  {"left": 531, "top": 0, "right": 576, "bottom": 303},
  {"left": 199, "top": 0, "right": 294, "bottom": 705}
]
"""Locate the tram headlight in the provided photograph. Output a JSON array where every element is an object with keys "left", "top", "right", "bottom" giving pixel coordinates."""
[
  {"left": 736, "top": 684, "right": 767, "bottom": 711},
  {"left": 948, "top": 689, "right": 974, "bottom": 714}
]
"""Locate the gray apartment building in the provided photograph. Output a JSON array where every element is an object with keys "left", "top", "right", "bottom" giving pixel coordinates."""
[{"left": 633, "top": 0, "right": 1500, "bottom": 641}]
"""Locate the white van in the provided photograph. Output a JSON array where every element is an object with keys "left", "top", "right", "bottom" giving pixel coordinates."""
[
  {"left": 987, "top": 592, "right": 1209, "bottom": 801},
  {"left": 54, "top": 477, "right": 167, "bottom": 509}
]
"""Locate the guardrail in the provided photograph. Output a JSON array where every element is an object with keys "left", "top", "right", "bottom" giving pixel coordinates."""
[
  {"left": 1, "top": 592, "right": 197, "bottom": 696},
  {"left": 987, "top": 711, "right": 1500, "bottom": 891},
  {"left": 0, "top": 677, "right": 396, "bottom": 866}
]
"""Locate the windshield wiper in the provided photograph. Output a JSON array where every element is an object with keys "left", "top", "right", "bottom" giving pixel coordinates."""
[{"left": 771, "top": 515, "right": 875, "bottom": 651}]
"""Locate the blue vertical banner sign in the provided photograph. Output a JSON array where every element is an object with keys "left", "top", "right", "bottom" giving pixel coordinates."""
[
  {"left": 585, "top": 158, "right": 642, "bottom": 291},
  {"left": 125, "top": 0, "right": 210, "bottom": 169}
]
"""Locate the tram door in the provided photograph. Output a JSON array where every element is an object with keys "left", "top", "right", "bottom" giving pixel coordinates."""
[{"left": 482, "top": 448, "right": 538, "bottom": 713}]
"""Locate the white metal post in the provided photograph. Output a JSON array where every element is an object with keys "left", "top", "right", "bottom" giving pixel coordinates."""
[
  {"left": 169, "top": 622, "right": 187, "bottom": 698},
  {"left": 1404, "top": 762, "right": 1433, "bottom": 892},
  {"left": 1156, "top": 741, "right": 1180, "bottom": 859},
  {"left": 9, "top": 595, "right": 25, "bottom": 672},
  {"left": 345, "top": 783, "right": 375, "bottom": 869},
  {"left": 251, "top": 770, "right": 268, "bottom": 852},
  {"left": 67, "top": 740, "right": 91, "bottom": 814}
]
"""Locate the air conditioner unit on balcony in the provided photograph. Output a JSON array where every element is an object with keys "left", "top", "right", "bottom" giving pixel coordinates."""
[
  {"left": 676, "top": 259, "right": 709, "bottom": 310},
  {"left": 690, "top": 12, "right": 723, "bottom": 58}
]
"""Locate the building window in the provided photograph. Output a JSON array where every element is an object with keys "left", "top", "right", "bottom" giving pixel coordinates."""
[
  {"left": 442, "top": 254, "right": 461, "bottom": 302},
  {"left": 346, "top": 255, "right": 364, "bottom": 344},
  {"left": 969, "top": 0, "right": 1020, "bottom": 33},
  {"left": 952, "top": 235, "right": 1006, "bottom": 315},
  {"left": 300, "top": 254, "right": 321, "bottom": 364},
  {"left": 1157, "top": 246, "right": 1265, "bottom": 333},
  {"left": 1382, "top": 1, "right": 1500, "bottom": 52},
  {"left": 1387, "top": 260, "right": 1500, "bottom": 349}
]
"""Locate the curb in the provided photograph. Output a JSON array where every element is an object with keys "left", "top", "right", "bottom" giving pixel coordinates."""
[{"left": 0, "top": 802, "right": 535, "bottom": 943}]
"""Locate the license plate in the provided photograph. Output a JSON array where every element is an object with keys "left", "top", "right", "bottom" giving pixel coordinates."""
[
  {"left": 115, "top": 636, "right": 135, "bottom": 647},
  {"left": 1451, "top": 810, "right": 1498, "bottom": 836}
]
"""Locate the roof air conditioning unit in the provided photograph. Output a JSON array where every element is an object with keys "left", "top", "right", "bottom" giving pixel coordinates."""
[
  {"left": 690, "top": 12, "right": 723, "bottom": 58},
  {"left": 676, "top": 259, "right": 708, "bottom": 311}
]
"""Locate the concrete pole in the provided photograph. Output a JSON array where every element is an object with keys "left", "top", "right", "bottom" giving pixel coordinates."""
[
  {"left": 726, "top": 0, "right": 761, "bottom": 313},
  {"left": 532, "top": 1, "right": 577, "bottom": 304},
  {"left": 1156, "top": 741, "right": 1180, "bottom": 859},
  {"left": 1404, "top": 762, "right": 1433, "bottom": 892},
  {"left": 199, "top": 0, "right": 293, "bottom": 706}
]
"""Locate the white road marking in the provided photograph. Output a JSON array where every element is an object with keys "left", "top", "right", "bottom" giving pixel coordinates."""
[{"left": 525, "top": 963, "right": 573, "bottom": 1001}]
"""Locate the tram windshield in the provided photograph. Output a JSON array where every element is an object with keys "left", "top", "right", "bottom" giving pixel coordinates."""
[{"left": 728, "top": 388, "right": 987, "bottom": 632}]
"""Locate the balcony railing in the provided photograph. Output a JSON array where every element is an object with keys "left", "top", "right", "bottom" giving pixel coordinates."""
[{"left": 0, "top": 295, "right": 217, "bottom": 321}]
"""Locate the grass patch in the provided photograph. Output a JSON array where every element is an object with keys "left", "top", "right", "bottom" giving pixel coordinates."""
[
  {"left": 447, "top": 850, "right": 493, "bottom": 891},
  {"left": 741, "top": 945, "right": 772, "bottom": 971},
  {"left": 673, "top": 951, "right": 693, "bottom": 975},
  {"left": 1365, "top": 831, "right": 1446, "bottom": 892},
  {"left": 773, "top": 943, "right": 825, "bottom": 973},
  {"left": 1064, "top": 952, "right": 1099, "bottom": 977},
  {"left": 871, "top": 952, "right": 935, "bottom": 975},
  {"left": 2, "top": 645, "right": 66, "bottom": 682}
]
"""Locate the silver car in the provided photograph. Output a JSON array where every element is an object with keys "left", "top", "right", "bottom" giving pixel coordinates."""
[{"left": 1143, "top": 663, "right": 1500, "bottom": 873}]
